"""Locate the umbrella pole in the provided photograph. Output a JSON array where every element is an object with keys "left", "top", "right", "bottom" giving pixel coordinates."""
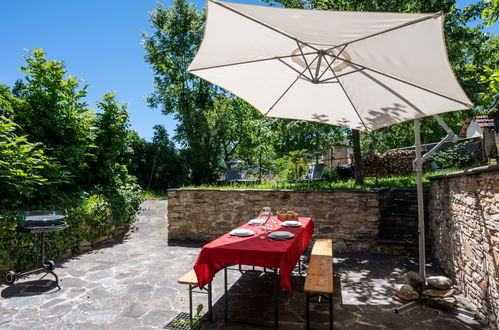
[{"left": 413, "top": 118, "right": 426, "bottom": 279}]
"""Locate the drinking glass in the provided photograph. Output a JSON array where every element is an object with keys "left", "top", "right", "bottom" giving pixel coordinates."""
[
  {"left": 259, "top": 207, "right": 271, "bottom": 224},
  {"left": 259, "top": 207, "right": 271, "bottom": 239}
]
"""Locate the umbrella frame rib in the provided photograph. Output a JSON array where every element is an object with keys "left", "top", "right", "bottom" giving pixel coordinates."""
[
  {"left": 188, "top": 51, "right": 317, "bottom": 72},
  {"left": 265, "top": 54, "right": 320, "bottom": 115},
  {"left": 325, "top": 11, "right": 443, "bottom": 51},
  {"left": 326, "top": 54, "right": 472, "bottom": 108},
  {"left": 325, "top": 55, "right": 368, "bottom": 130},
  {"left": 211, "top": 0, "right": 319, "bottom": 52}
]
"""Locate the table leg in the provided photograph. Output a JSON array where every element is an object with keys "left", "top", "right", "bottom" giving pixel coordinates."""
[
  {"left": 273, "top": 268, "right": 279, "bottom": 329},
  {"left": 189, "top": 284, "right": 193, "bottom": 326},
  {"left": 208, "top": 282, "right": 213, "bottom": 322},
  {"left": 224, "top": 266, "right": 228, "bottom": 321},
  {"left": 306, "top": 293, "right": 310, "bottom": 330},
  {"left": 329, "top": 294, "right": 333, "bottom": 330}
]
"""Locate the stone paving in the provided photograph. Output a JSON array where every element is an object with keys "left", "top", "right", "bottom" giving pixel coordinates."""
[{"left": 0, "top": 200, "right": 488, "bottom": 329}]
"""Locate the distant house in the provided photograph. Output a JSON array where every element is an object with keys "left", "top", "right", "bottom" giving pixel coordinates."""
[
  {"left": 460, "top": 113, "right": 498, "bottom": 158},
  {"left": 323, "top": 142, "right": 353, "bottom": 168}
]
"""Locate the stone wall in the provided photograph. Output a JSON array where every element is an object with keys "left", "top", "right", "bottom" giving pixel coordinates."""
[
  {"left": 429, "top": 165, "right": 499, "bottom": 328},
  {"left": 168, "top": 189, "right": 379, "bottom": 252}
]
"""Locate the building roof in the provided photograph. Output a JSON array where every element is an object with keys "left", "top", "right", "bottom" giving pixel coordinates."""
[{"left": 459, "top": 115, "right": 495, "bottom": 137}]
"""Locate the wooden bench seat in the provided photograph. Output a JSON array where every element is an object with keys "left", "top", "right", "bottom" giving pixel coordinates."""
[
  {"left": 178, "top": 269, "right": 213, "bottom": 323},
  {"left": 304, "top": 239, "right": 333, "bottom": 330},
  {"left": 305, "top": 239, "right": 333, "bottom": 294},
  {"left": 178, "top": 269, "right": 198, "bottom": 286}
]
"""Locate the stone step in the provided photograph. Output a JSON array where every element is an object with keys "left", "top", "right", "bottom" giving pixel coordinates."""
[
  {"left": 377, "top": 238, "right": 418, "bottom": 246},
  {"left": 379, "top": 225, "right": 418, "bottom": 232},
  {"left": 380, "top": 211, "right": 420, "bottom": 217}
]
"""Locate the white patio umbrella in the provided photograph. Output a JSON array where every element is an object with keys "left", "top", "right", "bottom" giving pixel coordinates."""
[{"left": 188, "top": 0, "right": 473, "bottom": 279}]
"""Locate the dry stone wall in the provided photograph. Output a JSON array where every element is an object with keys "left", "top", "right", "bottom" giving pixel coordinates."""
[
  {"left": 429, "top": 165, "right": 499, "bottom": 328},
  {"left": 168, "top": 189, "right": 380, "bottom": 252}
]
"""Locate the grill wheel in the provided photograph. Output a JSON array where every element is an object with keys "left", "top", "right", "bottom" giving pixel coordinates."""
[{"left": 5, "top": 271, "right": 16, "bottom": 285}]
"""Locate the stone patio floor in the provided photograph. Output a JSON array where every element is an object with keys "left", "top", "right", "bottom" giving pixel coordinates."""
[{"left": 0, "top": 200, "right": 488, "bottom": 329}]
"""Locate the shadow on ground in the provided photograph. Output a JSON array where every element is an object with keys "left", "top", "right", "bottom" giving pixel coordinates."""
[
  {"left": 195, "top": 253, "right": 485, "bottom": 330},
  {"left": 1, "top": 279, "right": 60, "bottom": 298}
]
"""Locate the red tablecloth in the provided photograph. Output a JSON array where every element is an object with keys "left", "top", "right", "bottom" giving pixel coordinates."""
[{"left": 194, "top": 217, "right": 314, "bottom": 292}]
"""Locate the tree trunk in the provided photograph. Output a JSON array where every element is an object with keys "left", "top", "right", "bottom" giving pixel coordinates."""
[{"left": 352, "top": 129, "right": 364, "bottom": 185}]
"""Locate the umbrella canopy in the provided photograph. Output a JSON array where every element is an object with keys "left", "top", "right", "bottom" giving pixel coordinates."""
[{"left": 188, "top": 0, "right": 472, "bottom": 131}]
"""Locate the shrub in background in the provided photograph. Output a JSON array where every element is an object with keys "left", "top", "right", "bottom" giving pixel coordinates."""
[{"left": 429, "top": 141, "right": 482, "bottom": 169}]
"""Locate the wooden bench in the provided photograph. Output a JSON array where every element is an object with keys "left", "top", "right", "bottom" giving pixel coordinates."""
[
  {"left": 304, "top": 239, "right": 333, "bottom": 330},
  {"left": 178, "top": 269, "right": 213, "bottom": 324}
]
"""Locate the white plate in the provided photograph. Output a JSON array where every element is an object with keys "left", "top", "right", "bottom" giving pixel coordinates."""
[
  {"left": 248, "top": 218, "right": 265, "bottom": 226},
  {"left": 281, "top": 220, "right": 302, "bottom": 227},
  {"left": 230, "top": 228, "right": 255, "bottom": 237},
  {"left": 268, "top": 231, "right": 294, "bottom": 240}
]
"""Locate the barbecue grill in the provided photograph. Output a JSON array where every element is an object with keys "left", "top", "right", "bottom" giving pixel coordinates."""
[{"left": 5, "top": 211, "right": 68, "bottom": 286}]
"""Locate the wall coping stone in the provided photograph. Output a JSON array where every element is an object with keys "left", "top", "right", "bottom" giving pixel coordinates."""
[
  {"left": 169, "top": 188, "right": 379, "bottom": 193},
  {"left": 429, "top": 165, "right": 499, "bottom": 181}
]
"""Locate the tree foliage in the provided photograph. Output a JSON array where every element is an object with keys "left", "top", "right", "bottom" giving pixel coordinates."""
[
  {"left": 0, "top": 116, "right": 64, "bottom": 209},
  {"left": 13, "top": 49, "right": 96, "bottom": 180},
  {"left": 127, "top": 126, "right": 187, "bottom": 191},
  {"left": 143, "top": 0, "right": 218, "bottom": 184}
]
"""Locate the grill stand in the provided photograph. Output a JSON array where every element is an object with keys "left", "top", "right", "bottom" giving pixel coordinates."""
[{"left": 6, "top": 223, "right": 68, "bottom": 287}]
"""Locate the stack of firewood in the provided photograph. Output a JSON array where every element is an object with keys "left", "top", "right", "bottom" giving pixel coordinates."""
[{"left": 362, "top": 149, "right": 429, "bottom": 177}]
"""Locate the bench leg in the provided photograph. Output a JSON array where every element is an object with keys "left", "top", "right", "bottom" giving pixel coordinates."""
[
  {"left": 329, "top": 294, "right": 333, "bottom": 330},
  {"left": 208, "top": 282, "right": 213, "bottom": 322},
  {"left": 189, "top": 284, "right": 193, "bottom": 326},
  {"left": 273, "top": 268, "right": 279, "bottom": 329},
  {"left": 306, "top": 293, "right": 310, "bottom": 330},
  {"left": 224, "top": 266, "right": 228, "bottom": 321}
]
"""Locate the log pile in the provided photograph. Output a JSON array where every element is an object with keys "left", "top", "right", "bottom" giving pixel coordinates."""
[{"left": 362, "top": 149, "right": 429, "bottom": 177}]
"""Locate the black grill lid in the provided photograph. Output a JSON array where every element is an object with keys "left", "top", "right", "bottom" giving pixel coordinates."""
[{"left": 18, "top": 211, "right": 65, "bottom": 228}]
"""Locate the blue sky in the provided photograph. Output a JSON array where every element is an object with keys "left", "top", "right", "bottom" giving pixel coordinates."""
[{"left": 0, "top": 0, "right": 496, "bottom": 141}]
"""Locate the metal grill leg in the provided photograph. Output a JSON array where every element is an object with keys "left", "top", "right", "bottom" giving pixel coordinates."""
[
  {"left": 40, "top": 232, "right": 45, "bottom": 266},
  {"left": 306, "top": 293, "right": 310, "bottom": 330},
  {"left": 189, "top": 285, "right": 193, "bottom": 326},
  {"left": 224, "top": 266, "right": 228, "bottom": 321},
  {"left": 208, "top": 282, "right": 213, "bottom": 322}
]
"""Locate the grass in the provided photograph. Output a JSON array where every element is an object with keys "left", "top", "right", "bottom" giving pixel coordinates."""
[
  {"left": 182, "top": 169, "right": 463, "bottom": 191},
  {"left": 143, "top": 190, "right": 169, "bottom": 200}
]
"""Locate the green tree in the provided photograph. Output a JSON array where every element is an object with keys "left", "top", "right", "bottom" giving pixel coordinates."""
[
  {"left": 88, "top": 92, "right": 133, "bottom": 187},
  {"left": 0, "top": 116, "right": 64, "bottom": 209},
  {"left": 482, "top": 0, "right": 499, "bottom": 25},
  {"left": 143, "top": 0, "right": 218, "bottom": 184},
  {"left": 0, "top": 84, "right": 21, "bottom": 118},
  {"left": 127, "top": 126, "right": 186, "bottom": 191},
  {"left": 13, "top": 49, "right": 95, "bottom": 182}
]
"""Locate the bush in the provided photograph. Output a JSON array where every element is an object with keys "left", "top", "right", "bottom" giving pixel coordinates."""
[
  {"left": 334, "top": 164, "right": 355, "bottom": 180},
  {"left": 0, "top": 186, "right": 143, "bottom": 278},
  {"left": 429, "top": 141, "right": 481, "bottom": 169}
]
